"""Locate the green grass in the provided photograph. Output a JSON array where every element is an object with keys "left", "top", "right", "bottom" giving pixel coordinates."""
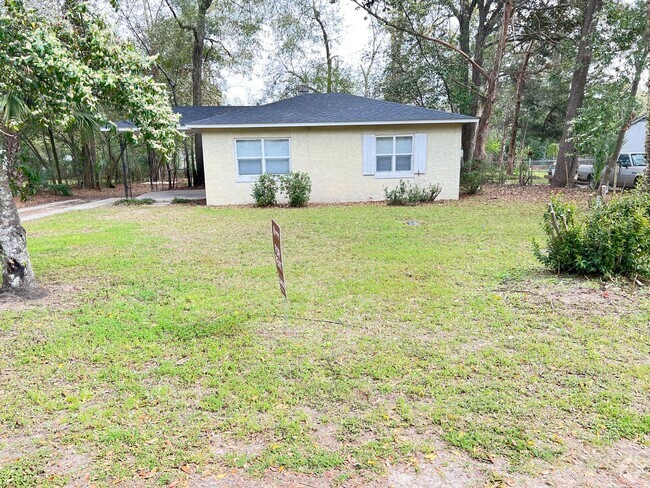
[{"left": 1, "top": 200, "right": 648, "bottom": 485}]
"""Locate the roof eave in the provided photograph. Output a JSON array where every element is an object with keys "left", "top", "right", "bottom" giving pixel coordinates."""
[{"left": 186, "top": 119, "right": 479, "bottom": 129}]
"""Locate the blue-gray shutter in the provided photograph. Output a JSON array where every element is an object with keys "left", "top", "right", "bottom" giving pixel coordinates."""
[
  {"left": 362, "top": 135, "right": 376, "bottom": 175},
  {"left": 413, "top": 133, "right": 427, "bottom": 174}
]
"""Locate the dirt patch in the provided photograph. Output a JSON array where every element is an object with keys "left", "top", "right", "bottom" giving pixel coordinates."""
[
  {"left": 467, "top": 184, "right": 593, "bottom": 205},
  {"left": 211, "top": 437, "right": 267, "bottom": 458},
  {"left": 0, "top": 283, "right": 84, "bottom": 312},
  {"left": 44, "top": 448, "right": 91, "bottom": 481},
  {"left": 496, "top": 277, "right": 648, "bottom": 317}
]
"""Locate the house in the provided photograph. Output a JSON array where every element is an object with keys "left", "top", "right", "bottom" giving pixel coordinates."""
[
  {"left": 621, "top": 116, "right": 646, "bottom": 154},
  {"left": 185, "top": 93, "right": 477, "bottom": 206}
]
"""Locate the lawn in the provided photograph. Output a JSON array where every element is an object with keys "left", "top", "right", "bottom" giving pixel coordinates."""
[{"left": 1, "top": 198, "right": 649, "bottom": 486}]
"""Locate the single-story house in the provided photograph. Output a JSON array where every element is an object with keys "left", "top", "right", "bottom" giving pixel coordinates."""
[{"left": 184, "top": 93, "right": 477, "bottom": 206}]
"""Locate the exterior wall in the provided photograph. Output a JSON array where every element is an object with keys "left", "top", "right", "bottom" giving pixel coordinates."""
[{"left": 201, "top": 124, "right": 463, "bottom": 206}]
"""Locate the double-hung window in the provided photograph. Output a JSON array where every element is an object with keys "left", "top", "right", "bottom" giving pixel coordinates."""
[
  {"left": 236, "top": 138, "right": 290, "bottom": 181},
  {"left": 376, "top": 136, "right": 413, "bottom": 175}
]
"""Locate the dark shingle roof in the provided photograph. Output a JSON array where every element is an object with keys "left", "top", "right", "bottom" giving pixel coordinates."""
[
  {"left": 186, "top": 94, "right": 476, "bottom": 128},
  {"left": 174, "top": 106, "right": 244, "bottom": 126}
]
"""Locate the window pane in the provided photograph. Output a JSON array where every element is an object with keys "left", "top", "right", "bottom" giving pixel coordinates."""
[
  {"left": 396, "top": 155, "right": 412, "bottom": 171},
  {"left": 238, "top": 159, "right": 262, "bottom": 175},
  {"left": 266, "top": 158, "right": 290, "bottom": 174},
  {"left": 631, "top": 154, "right": 646, "bottom": 166},
  {"left": 618, "top": 154, "right": 630, "bottom": 165},
  {"left": 376, "top": 155, "right": 392, "bottom": 172},
  {"left": 395, "top": 136, "right": 412, "bottom": 154},
  {"left": 236, "top": 140, "right": 262, "bottom": 157},
  {"left": 264, "top": 139, "right": 290, "bottom": 157},
  {"left": 376, "top": 137, "right": 393, "bottom": 155}
]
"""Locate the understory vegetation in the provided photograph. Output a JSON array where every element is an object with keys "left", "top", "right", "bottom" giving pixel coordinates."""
[
  {"left": 535, "top": 190, "right": 650, "bottom": 278},
  {"left": 1, "top": 200, "right": 648, "bottom": 484},
  {"left": 383, "top": 180, "right": 442, "bottom": 205}
]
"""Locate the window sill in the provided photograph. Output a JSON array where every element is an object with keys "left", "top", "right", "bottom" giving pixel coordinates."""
[
  {"left": 374, "top": 172, "right": 415, "bottom": 179},
  {"left": 236, "top": 175, "right": 261, "bottom": 183}
]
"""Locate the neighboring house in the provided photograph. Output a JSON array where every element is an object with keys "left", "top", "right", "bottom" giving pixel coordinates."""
[
  {"left": 621, "top": 116, "right": 646, "bottom": 154},
  {"left": 185, "top": 93, "right": 477, "bottom": 206}
]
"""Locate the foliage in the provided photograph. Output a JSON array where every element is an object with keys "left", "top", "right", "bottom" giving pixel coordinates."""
[
  {"left": 383, "top": 180, "right": 442, "bottom": 205},
  {"left": 50, "top": 183, "right": 73, "bottom": 197},
  {"left": 459, "top": 159, "right": 503, "bottom": 194},
  {"left": 251, "top": 173, "right": 279, "bottom": 206},
  {"left": 534, "top": 191, "right": 650, "bottom": 278},
  {"left": 171, "top": 198, "right": 194, "bottom": 204},
  {"left": 0, "top": 1, "right": 180, "bottom": 156},
  {"left": 280, "top": 171, "right": 312, "bottom": 207},
  {"left": 114, "top": 198, "right": 155, "bottom": 206},
  {"left": 8, "top": 165, "right": 49, "bottom": 201}
]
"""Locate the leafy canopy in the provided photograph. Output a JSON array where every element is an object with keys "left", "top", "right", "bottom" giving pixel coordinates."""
[{"left": 0, "top": 0, "right": 180, "bottom": 156}]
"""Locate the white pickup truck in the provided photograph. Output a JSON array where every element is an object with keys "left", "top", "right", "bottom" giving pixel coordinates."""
[{"left": 577, "top": 153, "right": 647, "bottom": 189}]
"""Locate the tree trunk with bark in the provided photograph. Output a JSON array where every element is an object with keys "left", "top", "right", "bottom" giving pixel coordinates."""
[
  {"left": 551, "top": 0, "right": 603, "bottom": 187},
  {"left": 47, "top": 126, "right": 63, "bottom": 185},
  {"left": 506, "top": 42, "right": 534, "bottom": 175},
  {"left": 312, "top": 0, "right": 333, "bottom": 93},
  {"left": 474, "top": 0, "right": 513, "bottom": 161},
  {"left": 0, "top": 137, "right": 36, "bottom": 291}
]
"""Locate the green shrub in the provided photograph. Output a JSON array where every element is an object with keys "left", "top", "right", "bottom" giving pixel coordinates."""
[
  {"left": 534, "top": 191, "right": 650, "bottom": 279},
  {"left": 280, "top": 171, "right": 312, "bottom": 207},
  {"left": 115, "top": 198, "right": 155, "bottom": 206},
  {"left": 171, "top": 198, "right": 193, "bottom": 204},
  {"left": 251, "top": 173, "right": 279, "bottom": 207},
  {"left": 50, "top": 183, "right": 72, "bottom": 196},
  {"left": 384, "top": 180, "right": 442, "bottom": 206}
]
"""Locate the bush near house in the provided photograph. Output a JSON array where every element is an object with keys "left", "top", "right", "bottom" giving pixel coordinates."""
[
  {"left": 252, "top": 172, "right": 313, "bottom": 207},
  {"left": 384, "top": 180, "right": 442, "bottom": 205},
  {"left": 534, "top": 190, "right": 650, "bottom": 278},
  {"left": 280, "top": 171, "right": 312, "bottom": 207}
]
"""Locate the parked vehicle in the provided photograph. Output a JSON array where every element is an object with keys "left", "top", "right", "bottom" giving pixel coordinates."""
[{"left": 577, "top": 153, "right": 647, "bottom": 189}]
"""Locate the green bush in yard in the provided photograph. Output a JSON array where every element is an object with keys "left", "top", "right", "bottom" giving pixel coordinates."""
[
  {"left": 534, "top": 191, "right": 650, "bottom": 278},
  {"left": 384, "top": 180, "right": 442, "bottom": 205},
  {"left": 280, "top": 171, "right": 312, "bottom": 207},
  {"left": 251, "top": 173, "right": 279, "bottom": 206}
]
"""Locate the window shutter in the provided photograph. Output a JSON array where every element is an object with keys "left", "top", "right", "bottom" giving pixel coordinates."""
[
  {"left": 362, "top": 135, "right": 376, "bottom": 175},
  {"left": 413, "top": 133, "right": 427, "bottom": 174}
]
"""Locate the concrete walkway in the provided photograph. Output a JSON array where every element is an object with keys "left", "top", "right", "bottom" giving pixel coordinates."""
[
  {"left": 137, "top": 189, "right": 206, "bottom": 202},
  {"left": 19, "top": 198, "right": 120, "bottom": 222}
]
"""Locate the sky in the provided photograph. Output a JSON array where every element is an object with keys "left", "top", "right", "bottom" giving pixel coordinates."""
[{"left": 222, "top": 0, "right": 374, "bottom": 105}]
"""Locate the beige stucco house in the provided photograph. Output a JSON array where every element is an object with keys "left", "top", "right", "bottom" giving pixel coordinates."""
[{"left": 186, "top": 94, "right": 477, "bottom": 206}]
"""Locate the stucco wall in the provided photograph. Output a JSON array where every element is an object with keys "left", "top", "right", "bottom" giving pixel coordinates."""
[{"left": 201, "top": 124, "right": 463, "bottom": 206}]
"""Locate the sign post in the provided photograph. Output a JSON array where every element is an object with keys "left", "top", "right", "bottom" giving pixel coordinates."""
[{"left": 272, "top": 220, "right": 287, "bottom": 302}]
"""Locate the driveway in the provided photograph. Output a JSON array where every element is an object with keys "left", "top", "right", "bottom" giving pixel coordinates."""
[{"left": 137, "top": 189, "right": 206, "bottom": 202}]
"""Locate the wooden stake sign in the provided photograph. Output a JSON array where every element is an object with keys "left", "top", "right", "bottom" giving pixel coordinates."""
[{"left": 272, "top": 220, "right": 287, "bottom": 300}]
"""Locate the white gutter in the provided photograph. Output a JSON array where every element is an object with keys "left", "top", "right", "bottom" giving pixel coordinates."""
[{"left": 186, "top": 118, "right": 479, "bottom": 129}]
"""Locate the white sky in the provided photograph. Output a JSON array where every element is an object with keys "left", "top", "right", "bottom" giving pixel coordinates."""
[{"left": 222, "top": 0, "right": 373, "bottom": 105}]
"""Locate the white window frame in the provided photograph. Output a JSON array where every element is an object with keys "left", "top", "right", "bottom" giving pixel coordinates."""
[
  {"left": 235, "top": 138, "right": 291, "bottom": 182},
  {"left": 374, "top": 135, "right": 414, "bottom": 179}
]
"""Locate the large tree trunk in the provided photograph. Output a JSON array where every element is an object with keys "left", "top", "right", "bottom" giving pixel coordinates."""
[
  {"left": 312, "top": 0, "right": 333, "bottom": 93},
  {"left": 474, "top": 0, "right": 513, "bottom": 161},
  {"left": 0, "top": 133, "right": 36, "bottom": 291},
  {"left": 551, "top": 0, "right": 602, "bottom": 187}
]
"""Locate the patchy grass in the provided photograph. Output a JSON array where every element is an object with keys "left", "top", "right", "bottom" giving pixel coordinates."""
[{"left": 1, "top": 199, "right": 648, "bottom": 486}]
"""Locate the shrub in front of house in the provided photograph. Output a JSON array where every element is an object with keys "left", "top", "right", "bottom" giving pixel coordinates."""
[
  {"left": 384, "top": 180, "right": 442, "bottom": 205},
  {"left": 251, "top": 173, "right": 279, "bottom": 206},
  {"left": 115, "top": 198, "right": 155, "bottom": 206},
  {"left": 280, "top": 171, "right": 312, "bottom": 207},
  {"left": 534, "top": 191, "right": 650, "bottom": 279}
]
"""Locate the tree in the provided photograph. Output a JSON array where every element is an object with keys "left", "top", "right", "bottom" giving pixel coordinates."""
[
  {"left": 263, "top": 0, "right": 355, "bottom": 98},
  {"left": 551, "top": 0, "right": 603, "bottom": 187},
  {"left": 0, "top": 0, "right": 179, "bottom": 291},
  {"left": 163, "top": 0, "right": 260, "bottom": 184}
]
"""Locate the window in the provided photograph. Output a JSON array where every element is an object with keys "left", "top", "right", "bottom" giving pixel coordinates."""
[
  {"left": 618, "top": 154, "right": 631, "bottom": 167},
  {"left": 236, "top": 138, "right": 290, "bottom": 180},
  {"left": 631, "top": 154, "right": 646, "bottom": 167},
  {"left": 375, "top": 136, "right": 413, "bottom": 174}
]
